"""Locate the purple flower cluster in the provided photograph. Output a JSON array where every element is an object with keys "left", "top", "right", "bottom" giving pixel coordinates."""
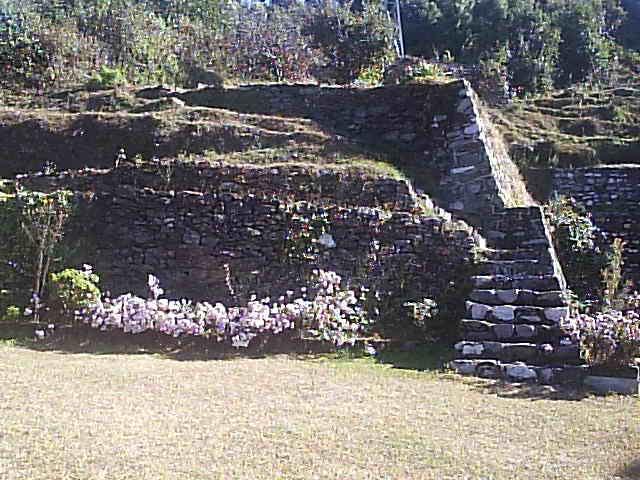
[
  {"left": 574, "top": 309, "right": 640, "bottom": 367},
  {"left": 79, "top": 270, "right": 369, "bottom": 349}
]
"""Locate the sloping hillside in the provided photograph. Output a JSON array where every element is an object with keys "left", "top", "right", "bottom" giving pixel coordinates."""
[{"left": 490, "top": 70, "right": 640, "bottom": 168}]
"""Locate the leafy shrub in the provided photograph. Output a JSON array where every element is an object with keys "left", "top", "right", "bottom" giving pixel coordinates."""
[
  {"left": 50, "top": 265, "right": 101, "bottom": 317},
  {"left": 303, "top": 1, "right": 394, "bottom": 84},
  {"left": 556, "top": 0, "right": 622, "bottom": 85},
  {"left": 545, "top": 196, "right": 607, "bottom": 299},
  {"left": 2, "top": 305, "right": 22, "bottom": 322},
  {"left": 87, "top": 65, "right": 127, "bottom": 90},
  {"left": 224, "top": 4, "right": 321, "bottom": 83},
  {"left": 79, "top": 270, "right": 371, "bottom": 349},
  {"left": 0, "top": 187, "right": 75, "bottom": 320},
  {"left": 404, "top": 298, "right": 439, "bottom": 339},
  {"left": 355, "top": 64, "right": 385, "bottom": 86},
  {"left": 0, "top": 10, "right": 52, "bottom": 89},
  {"left": 403, "top": 62, "right": 447, "bottom": 83}
]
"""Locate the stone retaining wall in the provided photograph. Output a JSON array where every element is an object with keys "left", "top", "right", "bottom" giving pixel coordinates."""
[
  {"left": 19, "top": 166, "right": 478, "bottom": 311},
  {"left": 19, "top": 163, "right": 421, "bottom": 211},
  {"left": 551, "top": 165, "right": 640, "bottom": 279}
]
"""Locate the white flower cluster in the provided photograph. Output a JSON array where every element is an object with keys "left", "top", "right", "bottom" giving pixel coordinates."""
[{"left": 79, "top": 271, "right": 369, "bottom": 348}]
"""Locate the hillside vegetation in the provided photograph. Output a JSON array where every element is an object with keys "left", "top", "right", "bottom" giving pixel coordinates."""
[{"left": 491, "top": 69, "right": 640, "bottom": 168}]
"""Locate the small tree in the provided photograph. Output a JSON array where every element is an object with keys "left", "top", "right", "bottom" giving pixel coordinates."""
[{"left": 17, "top": 188, "right": 73, "bottom": 322}]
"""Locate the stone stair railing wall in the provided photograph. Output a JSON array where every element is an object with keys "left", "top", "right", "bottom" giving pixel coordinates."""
[
  {"left": 437, "top": 83, "right": 583, "bottom": 383},
  {"left": 550, "top": 165, "right": 640, "bottom": 282},
  {"left": 434, "top": 79, "right": 533, "bottom": 222}
]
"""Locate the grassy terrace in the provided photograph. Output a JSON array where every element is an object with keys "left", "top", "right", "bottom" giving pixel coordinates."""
[
  {"left": 0, "top": 337, "right": 638, "bottom": 480},
  {"left": 490, "top": 72, "right": 640, "bottom": 168}
]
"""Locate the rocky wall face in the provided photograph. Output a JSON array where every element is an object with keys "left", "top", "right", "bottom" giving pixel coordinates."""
[
  {"left": 20, "top": 167, "right": 478, "bottom": 314},
  {"left": 435, "top": 81, "right": 533, "bottom": 221},
  {"left": 19, "top": 164, "right": 419, "bottom": 211},
  {"left": 551, "top": 166, "right": 640, "bottom": 279}
]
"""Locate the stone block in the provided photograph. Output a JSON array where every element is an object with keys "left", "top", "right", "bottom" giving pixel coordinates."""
[
  {"left": 503, "top": 363, "right": 538, "bottom": 382},
  {"left": 514, "top": 324, "right": 536, "bottom": 338},
  {"left": 467, "top": 302, "right": 491, "bottom": 320},
  {"left": 493, "top": 305, "right": 515, "bottom": 321},
  {"left": 493, "top": 324, "right": 515, "bottom": 339},
  {"left": 449, "top": 360, "right": 477, "bottom": 375},
  {"left": 544, "top": 307, "right": 569, "bottom": 324}
]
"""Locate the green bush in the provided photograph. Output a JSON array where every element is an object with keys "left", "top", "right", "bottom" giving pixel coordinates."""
[
  {"left": 2, "top": 305, "right": 22, "bottom": 322},
  {"left": 50, "top": 266, "right": 100, "bottom": 317},
  {"left": 545, "top": 196, "right": 607, "bottom": 300},
  {"left": 87, "top": 65, "right": 127, "bottom": 90}
]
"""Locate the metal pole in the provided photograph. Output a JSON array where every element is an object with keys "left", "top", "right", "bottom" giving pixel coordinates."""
[{"left": 394, "top": 0, "right": 405, "bottom": 57}]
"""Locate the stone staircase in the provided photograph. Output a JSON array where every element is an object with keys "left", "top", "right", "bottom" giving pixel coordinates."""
[{"left": 450, "top": 207, "right": 587, "bottom": 384}]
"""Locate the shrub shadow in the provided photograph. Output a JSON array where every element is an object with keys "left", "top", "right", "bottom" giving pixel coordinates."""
[
  {"left": 616, "top": 459, "right": 640, "bottom": 480},
  {"left": 374, "top": 342, "right": 454, "bottom": 372},
  {"left": 2, "top": 324, "right": 455, "bottom": 371},
  {"left": 0, "top": 323, "right": 334, "bottom": 362},
  {"left": 468, "top": 379, "right": 590, "bottom": 401}
]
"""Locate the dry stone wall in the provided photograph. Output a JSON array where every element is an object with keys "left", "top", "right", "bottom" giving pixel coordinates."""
[
  {"left": 551, "top": 166, "right": 640, "bottom": 279},
  {"left": 179, "top": 80, "right": 533, "bottom": 220},
  {"left": 20, "top": 166, "right": 478, "bottom": 313},
  {"left": 435, "top": 80, "right": 533, "bottom": 221}
]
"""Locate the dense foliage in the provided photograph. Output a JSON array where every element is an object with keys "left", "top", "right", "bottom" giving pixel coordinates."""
[
  {"left": 547, "top": 197, "right": 639, "bottom": 368},
  {"left": 0, "top": 187, "right": 74, "bottom": 320},
  {"left": 574, "top": 308, "right": 640, "bottom": 368},
  {"left": 545, "top": 196, "right": 608, "bottom": 300},
  {"left": 50, "top": 264, "right": 101, "bottom": 316},
  {"left": 0, "top": 0, "right": 394, "bottom": 90},
  {"left": 401, "top": 0, "right": 637, "bottom": 94}
]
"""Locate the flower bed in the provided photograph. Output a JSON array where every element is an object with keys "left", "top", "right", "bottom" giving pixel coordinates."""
[
  {"left": 79, "top": 270, "right": 370, "bottom": 349},
  {"left": 574, "top": 309, "right": 640, "bottom": 370}
]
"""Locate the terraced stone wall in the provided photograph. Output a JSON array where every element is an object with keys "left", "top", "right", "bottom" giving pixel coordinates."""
[
  {"left": 19, "top": 166, "right": 478, "bottom": 310},
  {"left": 180, "top": 80, "right": 533, "bottom": 219},
  {"left": 551, "top": 166, "right": 640, "bottom": 280}
]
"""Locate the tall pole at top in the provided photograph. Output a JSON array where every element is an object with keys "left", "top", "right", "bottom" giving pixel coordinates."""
[{"left": 394, "top": 0, "right": 405, "bottom": 57}]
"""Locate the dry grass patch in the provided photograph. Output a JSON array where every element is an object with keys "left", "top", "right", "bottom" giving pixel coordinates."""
[{"left": 0, "top": 343, "right": 638, "bottom": 480}]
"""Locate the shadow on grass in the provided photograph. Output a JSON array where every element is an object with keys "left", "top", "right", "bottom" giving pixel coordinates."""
[
  {"left": 468, "top": 379, "right": 589, "bottom": 401},
  {"left": 374, "top": 343, "right": 453, "bottom": 372},
  {"left": 0, "top": 323, "right": 348, "bottom": 362},
  {"left": 1, "top": 323, "right": 453, "bottom": 372},
  {"left": 616, "top": 459, "right": 640, "bottom": 480}
]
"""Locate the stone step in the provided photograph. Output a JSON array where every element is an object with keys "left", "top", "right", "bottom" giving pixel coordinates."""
[
  {"left": 465, "top": 301, "right": 569, "bottom": 324},
  {"left": 471, "top": 274, "right": 563, "bottom": 292},
  {"left": 477, "top": 260, "right": 555, "bottom": 277},
  {"left": 454, "top": 340, "right": 581, "bottom": 364},
  {"left": 448, "top": 359, "right": 588, "bottom": 384},
  {"left": 460, "top": 319, "right": 571, "bottom": 343},
  {"left": 483, "top": 247, "right": 551, "bottom": 262},
  {"left": 468, "top": 289, "right": 566, "bottom": 307}
]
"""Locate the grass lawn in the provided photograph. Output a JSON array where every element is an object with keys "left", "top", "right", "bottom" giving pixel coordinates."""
[{"left": 0, "top": 340, "right": 639, "bottom": 480}]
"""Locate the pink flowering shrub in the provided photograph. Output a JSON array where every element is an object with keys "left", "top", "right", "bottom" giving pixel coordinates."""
[
  {"left": 79, "top": 269, "right": 369, "bottom": 349},
  {"left": 574, "top": 309, "right": 640, "bottom": 368}
]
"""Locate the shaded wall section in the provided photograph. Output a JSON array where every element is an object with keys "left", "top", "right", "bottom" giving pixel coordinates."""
[
  {"left": 19, "top": 165, "right": 479, "bottom": 313},
  {"left": 551, "top": 165, "right": 640, "bottom": 280}
]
